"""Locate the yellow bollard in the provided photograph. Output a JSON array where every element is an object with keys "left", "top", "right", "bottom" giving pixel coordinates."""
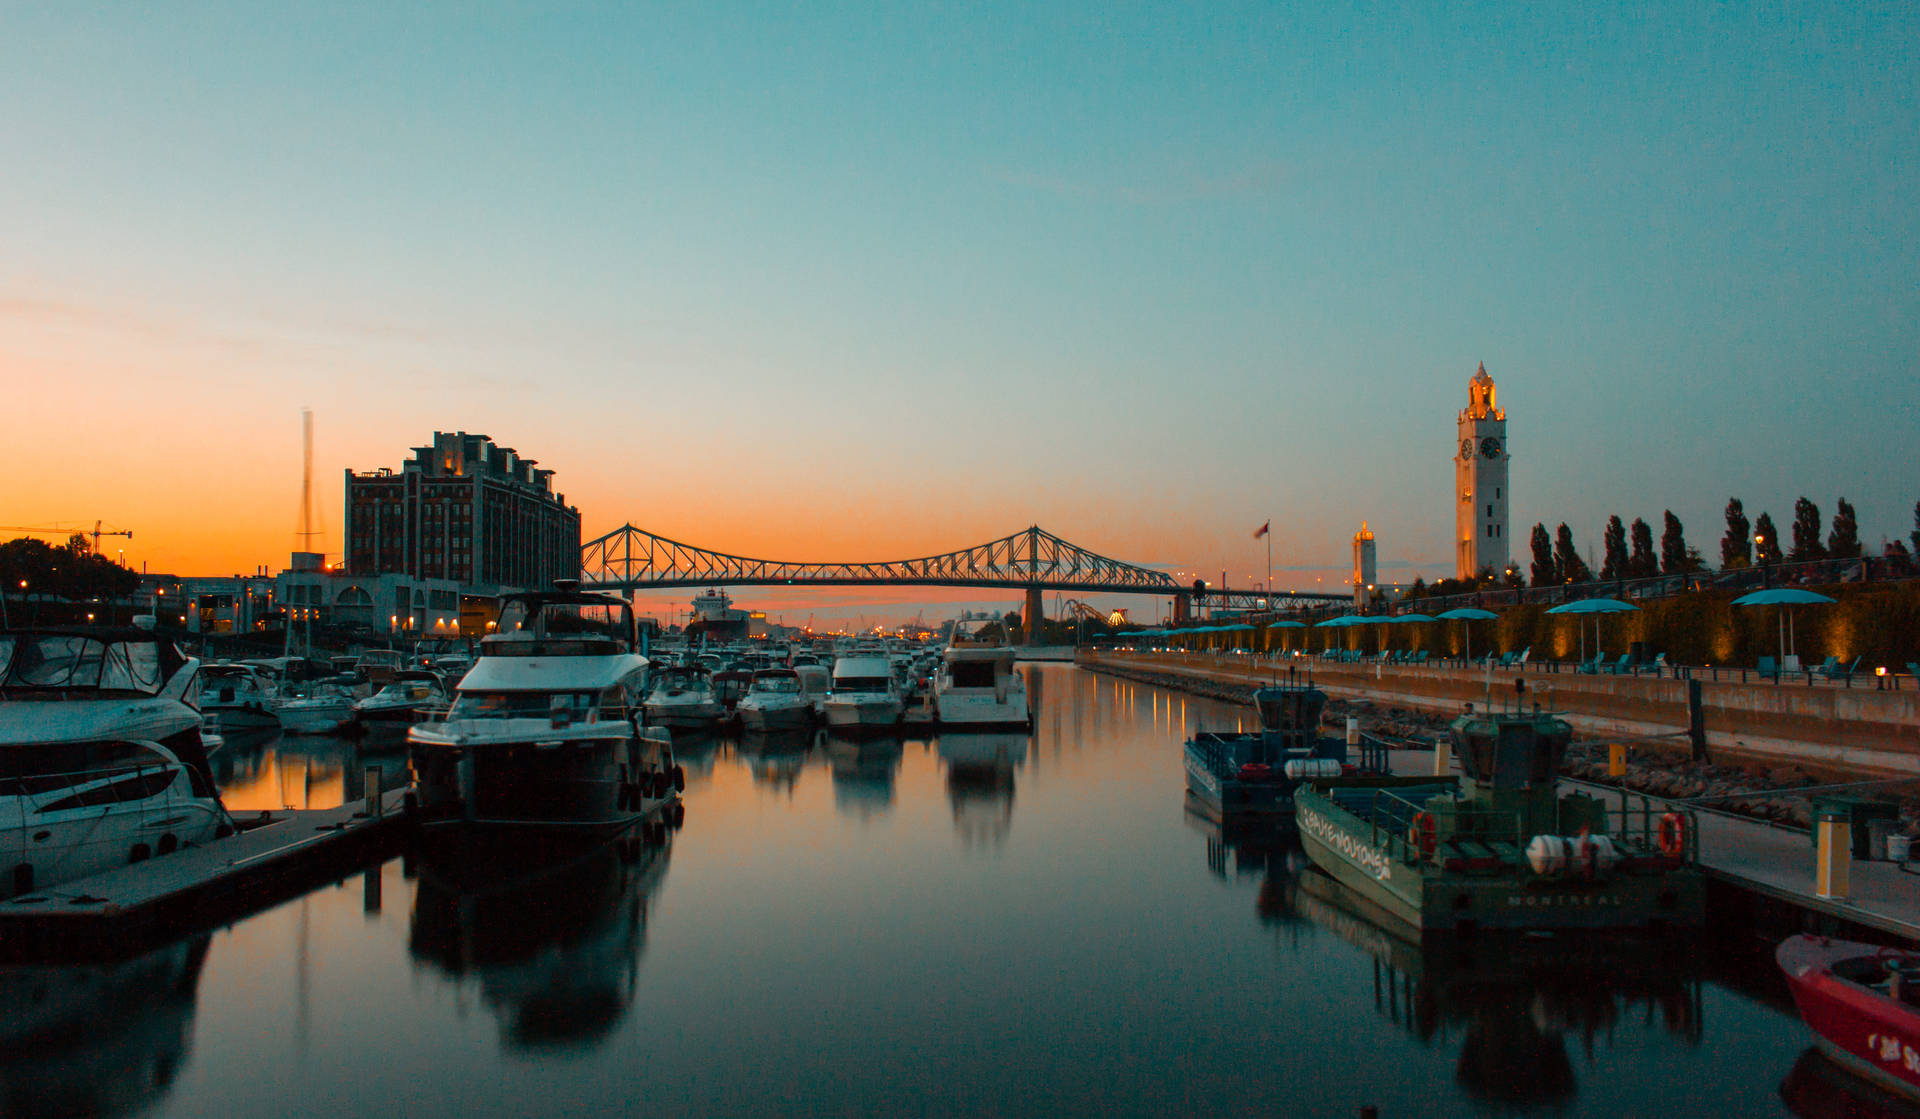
[
  {"left": 1816, "top": 818, "right": 1850, "bottom": 900},
  {"left": 1608, "top": 743, "right": 1628, "bottom": 777}
]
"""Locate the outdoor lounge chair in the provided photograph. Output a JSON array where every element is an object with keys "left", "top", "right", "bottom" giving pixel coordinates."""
[{"left": 1818, "top": 656, "right": 1860, "bottom": 680}]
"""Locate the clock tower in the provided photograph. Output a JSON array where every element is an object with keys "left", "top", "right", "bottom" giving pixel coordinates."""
[{"left": 1455, "top": 362, "right": 1509, "bottom": 579}]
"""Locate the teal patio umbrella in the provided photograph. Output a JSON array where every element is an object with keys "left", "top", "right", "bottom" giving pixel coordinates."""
[
  {"left": 1435, "top": 606, "right": 1500, "bottom": 662},
  {"left": 1545, "top": 598, "right": 1639, "bottom": 661},
  {"left": 1731, "top": 588, "right": 1837, "bottom": 666}
]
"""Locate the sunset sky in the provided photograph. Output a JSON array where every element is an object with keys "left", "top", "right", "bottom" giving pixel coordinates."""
[{"left": 4, "top": 3, "right": 1914, "bottom": 627}]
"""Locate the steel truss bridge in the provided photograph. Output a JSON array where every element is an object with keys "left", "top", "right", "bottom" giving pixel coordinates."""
[{"left": 580, "top": 524, "right": 1350, "bottom": 613}]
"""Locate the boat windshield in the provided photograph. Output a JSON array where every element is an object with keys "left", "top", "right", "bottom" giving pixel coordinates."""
[
  {"left": 0, "top": 633, "right": 174, "bottom": 695},
  {"left": 495, "top": 597, "right": 631, "bottom": 646},
  {"left": 833, "top": 676, "right": 892, "bottom": 693},
  {"left": 448, "top": 691, "right": 597, "bottom": 720},
  {"left": 753, "top": 677, "right": 800, "bottom": 694}
]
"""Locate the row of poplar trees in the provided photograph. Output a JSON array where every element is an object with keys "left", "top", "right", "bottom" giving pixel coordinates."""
[{"left": 1524, "top": 498, "right": 1918, "bottom": 589}]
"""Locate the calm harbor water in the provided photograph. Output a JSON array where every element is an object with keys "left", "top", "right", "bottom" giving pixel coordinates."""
[{"left": 5, "top": 666, "right": 1850, "bottom": 1118}]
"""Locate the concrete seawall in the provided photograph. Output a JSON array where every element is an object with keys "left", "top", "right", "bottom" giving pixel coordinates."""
[{"left": 1080, "top": 651, "right": 1920, "bottom": 778}]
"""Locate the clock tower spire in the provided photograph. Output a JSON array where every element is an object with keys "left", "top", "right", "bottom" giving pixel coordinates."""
[{"left": 1455, "top": 362, "right": 1510, "bottom": 579}]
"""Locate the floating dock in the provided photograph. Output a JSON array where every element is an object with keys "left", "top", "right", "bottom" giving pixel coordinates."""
[{"left": 0, "top": 790, "right": 414, "bottom": 958}]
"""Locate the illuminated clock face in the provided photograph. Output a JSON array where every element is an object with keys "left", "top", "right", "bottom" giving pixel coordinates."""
[
  {"left": 1460, "top": 439, "right": 1474, "bottom": 460},
  {"left": 1479, "top": 436, "right": 1502, "bottom": 458}
]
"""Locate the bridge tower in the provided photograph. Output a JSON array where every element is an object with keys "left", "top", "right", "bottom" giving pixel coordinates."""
[{"left": 1022, "top": 585, "right": 1044, "bottom": 645}]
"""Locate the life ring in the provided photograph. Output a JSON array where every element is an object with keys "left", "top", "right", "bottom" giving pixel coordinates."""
[
  {"left": 1657, "top": 812, "right": 1687, "bottom": 859},
  {"left": 1409, "top": 812, "right": 1438, "bottom": 859}
]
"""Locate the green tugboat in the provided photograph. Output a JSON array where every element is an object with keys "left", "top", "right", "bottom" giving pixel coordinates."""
[{"left": 1293, "top": 688, "right": 1704, "bottom": 934}]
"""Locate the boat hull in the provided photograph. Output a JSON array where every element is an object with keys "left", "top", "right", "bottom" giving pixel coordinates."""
[
  {"left": 410, "top": 724, "right": 673, "bottom": 832},
  {"left": 824, "top": 698, "right": 902, "bottom": 728},
  {"left": 197, "top": 700, "right": 279, "bottom": 729},
  {"left": 275, "top": 701, "right": 358, "bottom": 735},
  {"left": 1779, "top": 935, "right": 1920, "bottom": 1103},
  {"left": 932, "top": 691, "right": 1030, "bottom": 730},
  {"left": 643, "top": 701, "right": 724, "bottom": 729},
  {"left": 738, "top": 703, "right": 813, "bottom": 732},
  {"left": 1294, "top": 785, "right": 1704, "bottom": 933},
  {"left": 0, "top": 775, "right": 227, "bottom": 900},
  {"left": 1182, "top": 748, "right": 1290, "bottom": 820}
]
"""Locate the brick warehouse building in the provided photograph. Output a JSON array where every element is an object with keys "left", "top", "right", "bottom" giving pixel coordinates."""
[{"left": 344, "top": 432, "right": 582, "bottom": 594}]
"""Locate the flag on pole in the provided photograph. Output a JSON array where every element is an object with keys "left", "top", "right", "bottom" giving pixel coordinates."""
[{"left": 1253, "top": 521, "right": 1270, "bottom": 539}]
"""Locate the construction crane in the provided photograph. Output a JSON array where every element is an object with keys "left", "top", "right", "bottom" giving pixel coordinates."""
[{"left": 0, "top": 521, "right": 133, "bottom": 554}]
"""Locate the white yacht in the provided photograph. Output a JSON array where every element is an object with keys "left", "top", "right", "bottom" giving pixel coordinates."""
[
  {"left": 273, "top": 683, "right": 360, "bottom": 735},
  {"left": 0, "top": 624, "right": 232, "bottom": 898},
  {"left": 641, "top": 666, "right": 725, "bottom": 730},
  {"left": 196, "top": 663, "right": 281, "bottom": 728},
  {"left": 735, "top": 669, "right": 814, "bottom": 732},
  {"left": 934, "top": 641, "right": 1030, "bottom": 729},
  {"left": 408, "top": 585, "right": 679, "bottom": 831},
  {"left": 823, "top": 655, "right": 905, "bottom": 730},
  {"left": 791, "top": 663, "right": 831, "bottom": 719},
  {"left": 353, "top": 670, "right": 447, "bottom": 737}
]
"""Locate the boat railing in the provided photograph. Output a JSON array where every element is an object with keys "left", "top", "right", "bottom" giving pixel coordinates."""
[{"left": 1347, "top": 787, "right": 1699, "bottom": 866}]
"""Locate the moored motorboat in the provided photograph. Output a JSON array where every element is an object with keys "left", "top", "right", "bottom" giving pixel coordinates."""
[
  {"left": 933, "top": 640, "right": 1030, "bottom": 730},
  {"left": 195, "top": 663, "right": 280, "bottom": 728},
  {"left": 353, "top": 670, "right": 447, "bottom": 739},
  {"left": 408, "top": 584, "right": 680, "bottom": 833},
  {"left": 273, "top": 683, "right": 360, "bottom": 735},
  {"left": 823, "top": 655, "right": 904, "bottom": 730},
  {"left": 736, "top": 669, "right": 814, "bottom": 732},
  {"left": 0, "top": 624, "right": 232, "bottom": 898},
  {"left": 1778, "top": 935, "right": 1920, "bottom": 1104},
  {"left": 641, "top": 665, "right": 725, "bottom": 730}
]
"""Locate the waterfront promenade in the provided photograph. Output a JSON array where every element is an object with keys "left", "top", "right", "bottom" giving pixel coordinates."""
[
  {"left": 1084, "top": 650, "right": 1920, "bottom": 943},
  {"left": 1082, "top": 650, "right": 1920, "bottom": 778}
]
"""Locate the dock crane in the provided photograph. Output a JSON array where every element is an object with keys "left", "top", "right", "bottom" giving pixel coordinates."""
[{"left": 0, "top": 521, "right": 133, "bottom": 555}]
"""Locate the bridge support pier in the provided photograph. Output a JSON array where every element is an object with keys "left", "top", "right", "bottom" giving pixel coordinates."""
[
  {"left": 1172, "top": 593, "right": 1192, "bottom": 626},
  {"left": 1022, "top": 585, "right": 1044, "bottom": 645}
]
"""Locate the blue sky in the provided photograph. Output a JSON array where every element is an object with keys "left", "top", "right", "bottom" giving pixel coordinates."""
[{"left": 2, "top": 2, "right": 1914, "bottom": 618}]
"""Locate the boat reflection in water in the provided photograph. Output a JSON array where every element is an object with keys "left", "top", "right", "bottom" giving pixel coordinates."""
[
  {"left": 1183, "top": 794, "right": 1310, "bottom": 928},
  {"left": 408, "top": 833, "right": 674, "bottom": 1052},
  {"left": 1294, "top": 869, "right": 1703, "bottom": 1108},
  {"left": 937, "top": 732, "right": 1028, "bottom": 847},
  {"left": 827, "top": 736, "right": 903, "bottom": 821},
  {"left": 0, "top": 936, "right": 212, "bottom": 1119},
  {"left": 1781, "top": 1047, "right": 1920, "bottom": 1119},
  {"left": 736, "top": 730, "right": 813, "bottom": 795}
]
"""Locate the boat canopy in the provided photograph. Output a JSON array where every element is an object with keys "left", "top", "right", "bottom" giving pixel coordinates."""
[{"left": 0, "top": 629, "right": 184, "bottom": 696}]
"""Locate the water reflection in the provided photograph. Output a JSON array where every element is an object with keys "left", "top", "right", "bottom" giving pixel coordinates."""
[
  {"left": 1293, "top": 869, "right": 1704, "bottom": 1107},
  {"left": 828, "top": 736, "right": 903, "bottom": 820},
  {"left": 737, "top": 730, "right": 813, "bottom": 795},
  {"left": 938, "top": 732, "right": 1027, "bottom": 848},
  {"left": 0, "top": 936, "right": 211, "bottom": 1119},
  {"left": 1182, "top": 798, "right": 1309, "bottom": 927},
  {"left": 407, "top": 834, "right": 674, "bottom": 1052},
  {"left": 1780, "top": 1048, "right": 1920, "bottom": 1119}
]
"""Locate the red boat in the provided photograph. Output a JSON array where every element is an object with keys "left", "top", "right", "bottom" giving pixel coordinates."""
[{"left": 1778, "top": 935, "right": 1920, "bottom": 1102}]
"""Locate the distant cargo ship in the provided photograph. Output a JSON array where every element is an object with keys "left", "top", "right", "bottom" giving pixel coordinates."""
[{"left": 687, "top": 588, "right": 750, "bottom": 641}]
